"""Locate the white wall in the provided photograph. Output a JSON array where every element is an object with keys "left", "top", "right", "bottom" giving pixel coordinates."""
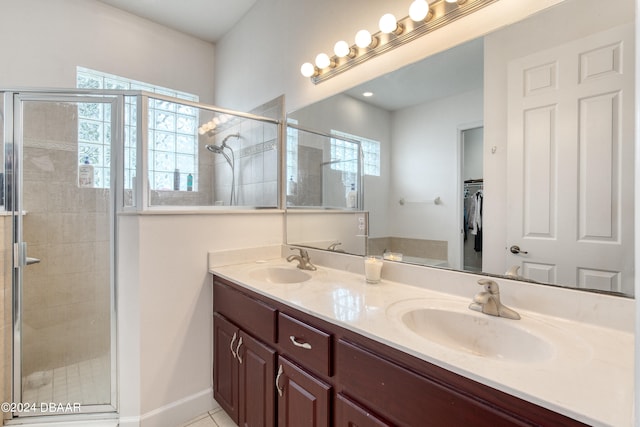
[
  {"left": 214, "top": 0, "right": 565, "bottom": 113},
  {"left": 389, "top": 89, "right": 483, "bottom": 268},
  {"left": 118, "top": 213, "right": 283, "bottom": 426},
  {"left": 0, "top": 0, "right": 215, "bottom": 103}
]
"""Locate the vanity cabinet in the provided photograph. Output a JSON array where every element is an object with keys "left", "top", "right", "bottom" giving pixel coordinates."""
[{"left": 212, "top": 276, "right": 588, "bottom": 427}]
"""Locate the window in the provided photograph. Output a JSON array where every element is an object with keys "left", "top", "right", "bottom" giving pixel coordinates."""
[
  {"left": 76, "top": 67, "right": 199, "bottom": 190},
  {"left": 286, "top": 119, "right": 299, "bottom": 185},
  {"left": 330, "top": 130, "right": 381, "bottom": 187}
]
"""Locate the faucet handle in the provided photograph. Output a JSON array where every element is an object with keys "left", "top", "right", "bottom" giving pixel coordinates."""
[
  {"left": 477, "top": 278, "right": 499, "bottom": 294},
  {"left": 290, "top": 247, "right": 309, "bottom": 258}
]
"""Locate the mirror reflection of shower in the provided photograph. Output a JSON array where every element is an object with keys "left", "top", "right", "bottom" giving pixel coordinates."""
[{"left": 205, "top": 133, "right": 240, "bottom": 206}]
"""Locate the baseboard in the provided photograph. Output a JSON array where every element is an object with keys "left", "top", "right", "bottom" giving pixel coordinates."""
[{"left": 119, "top": 388, "right": 215, "bottom": 427}]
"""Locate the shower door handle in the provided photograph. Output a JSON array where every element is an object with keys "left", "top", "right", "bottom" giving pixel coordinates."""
[{"left": 13, "top": 242, "right": 41, "bottom": 267}]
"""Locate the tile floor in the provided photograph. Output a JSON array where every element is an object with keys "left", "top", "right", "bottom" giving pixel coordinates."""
[
  {"left": 180, "top": 408, "right": 237, "bottom": 427},
  {"left": 22, "top": 355, "right": 111, "bottom": 405}
]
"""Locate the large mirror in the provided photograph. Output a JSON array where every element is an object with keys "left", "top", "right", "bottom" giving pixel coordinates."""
[{"left": 286, "top": 0, "right": 635, "bottom": 297}]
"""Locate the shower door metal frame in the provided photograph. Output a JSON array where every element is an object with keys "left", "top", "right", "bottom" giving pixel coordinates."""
[{"left": 4, "top": 90, "right": 122, "bottom": 419}]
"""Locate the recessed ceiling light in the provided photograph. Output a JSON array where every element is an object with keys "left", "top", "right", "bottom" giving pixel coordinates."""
[{"left": 363, "top": 92, "right": 374, "bottom": 97}]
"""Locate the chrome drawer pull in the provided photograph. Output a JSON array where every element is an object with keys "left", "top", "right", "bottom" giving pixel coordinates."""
[
  {"left": 235, "top": 336, "right": 243, "bottom": 364},
  {"left": 230, "top": 332, "right": 237, "bottom": 358},
  {"left": 275, "top": 364, "right": 284, "bottom": 397},
  {"left": 289, "top": 335, "right": 312, "bottom": 350}
]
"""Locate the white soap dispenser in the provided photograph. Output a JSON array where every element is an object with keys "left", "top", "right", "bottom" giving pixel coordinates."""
[
  {"left": 346, "top": 183, "right": 357, "bottom": 208},
  {"left": 78, "top": 156, "right": 94, "bottom": 188}
]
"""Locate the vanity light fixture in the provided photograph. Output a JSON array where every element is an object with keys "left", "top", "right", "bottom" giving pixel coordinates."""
[
  {"left": 363, "top": 91, "right": 374, "bottom": 97},
  {"left": 334, "top": 40, "right": 356, "bottom": 58},
  {"left": 409, "top": 0, "right": 433, "bottom": 21},
  {"left": 315, "top": 53, "right": 334, "bottom": 69},
  {"left": 300, "top": 0, "right": 497, "bottom": 84},
  {"left": 300, "top": 62, "right": 318, "bottom": 78},
  {"left": 355, "top": 29, "right": 377, "bottom": 49},
  {"left": 379, "top": 13, "right": 404, "bottom": 36}
]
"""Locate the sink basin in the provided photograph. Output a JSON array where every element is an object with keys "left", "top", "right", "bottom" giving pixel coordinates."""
[
  {"left": 400, "top": 307, "right": 554, "bottom": 363},
  {"left": 249, "top": 266, "right": 312, "bottom": 284}
]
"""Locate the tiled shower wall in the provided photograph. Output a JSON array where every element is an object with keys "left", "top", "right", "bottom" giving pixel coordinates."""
[
  {"left": 20, "top": 102, "right": 111, "bottom": 376},
  {"left": 212, "top": 97, "right": 282, "bottom": 207}
]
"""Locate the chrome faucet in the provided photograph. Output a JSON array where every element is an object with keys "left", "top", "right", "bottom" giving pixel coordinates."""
[
  {"left": 327, "top": 242, "right": 344, "bottom": 252},
  {"left": 286, "top": 247, "right": 317, "bottom": 271},
  {"left": 469, "top": 279, "right": 520, "bottom": 320}
]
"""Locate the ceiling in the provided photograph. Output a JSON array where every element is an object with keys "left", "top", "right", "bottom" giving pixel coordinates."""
[
  {"left": 95, "top": 0, "right": 482, "bottom": 111},
  {"left": 96, "top": 0, "right": 258, "bottom": 43},
  {"left": 344, "top": 37, "right": 484, "bottom": 112}
]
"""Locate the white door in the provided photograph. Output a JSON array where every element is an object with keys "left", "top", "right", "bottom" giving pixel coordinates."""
[{"left": 506, "top": 23, "right": 634, "bottom": 294}]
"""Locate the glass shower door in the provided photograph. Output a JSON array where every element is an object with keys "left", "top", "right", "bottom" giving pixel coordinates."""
[{"left": 9, "top": 93, "right": 118, "bottom": 417}]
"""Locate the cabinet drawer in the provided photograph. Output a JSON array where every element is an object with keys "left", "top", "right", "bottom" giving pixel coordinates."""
[
  {"left": 278, "top": 313, "right": 332, "bottom": 377},
  {"left": 337, "top": 339, "right": 529, "bottom": 427},
  {"left": 335, "top": 393, "right": 392, "bottom": 427},
  {"left": 213, "top": 279, "right": 276, "bottom": 343}
]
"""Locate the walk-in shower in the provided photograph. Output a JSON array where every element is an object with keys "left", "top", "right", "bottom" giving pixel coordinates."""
[{"left": 1, "top": 89, "right": 281, "bottom": 423}]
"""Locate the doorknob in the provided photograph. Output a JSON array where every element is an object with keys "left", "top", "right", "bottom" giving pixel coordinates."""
[
  {"left": 509, "top": 245, "right": 528, "bottom": 255},
  {"left": 26, "top": 257, "right": 41, "bottom": 265}
]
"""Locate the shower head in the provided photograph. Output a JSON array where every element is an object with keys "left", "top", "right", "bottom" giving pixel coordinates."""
[
  {"left": 205, "top": 144, "right": 224, "bottom": 154},
  {"left": 221, "top": 133, "right": 240, "bottom": 147}
]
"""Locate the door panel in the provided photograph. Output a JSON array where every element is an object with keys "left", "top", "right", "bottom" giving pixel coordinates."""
[
  {"left": 507, "top": 24, "right": 634, "bottom": 294},
  {"left": 277, "top": 356, "right": 330, "bottom": 427},
  {"left": 9, "top": 94, "right": 118, "bottom": 416},
  {"left": 238, "top": 331, "right": 275, "bottom": 427},
  {"left": 213, "top": 313, "right": 239, "bottom": 423}
]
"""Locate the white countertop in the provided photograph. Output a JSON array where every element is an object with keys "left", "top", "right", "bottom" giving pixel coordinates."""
[{"left": 210, "top": 257, "right": 633, "bottom": 427}]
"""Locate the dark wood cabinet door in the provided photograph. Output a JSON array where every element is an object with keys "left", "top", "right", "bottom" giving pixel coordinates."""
[
  {"left": 335, "top": 393, "right": 391, "bottom": 427},
  {"left": 238, "top": 331, "right": 276, "bottom": 427},
  {"left": 213, "top": 313, "right": 239, "bottom": 424},
  {"left": 276, "top": 356, "right": 331, "bottom": 427}
]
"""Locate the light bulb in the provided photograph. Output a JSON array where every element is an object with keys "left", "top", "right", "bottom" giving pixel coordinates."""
[
  {"left": 409, "top": 0, "right": 430, "bottom": 21},
  {"left": 300, "top": 62, "right": 316, "bottom": 78},
  {"left": 379, "top": 13, "right": 398, "bottom": 34},
  {"left": 355, "top": 29, "right": 373, "bottom": 49},
  {"left": 334, "top": 40, "right": 351, "bottom": 58},
  {"left": 315, "top": 53, "right": 331, "bottom": 69}
]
